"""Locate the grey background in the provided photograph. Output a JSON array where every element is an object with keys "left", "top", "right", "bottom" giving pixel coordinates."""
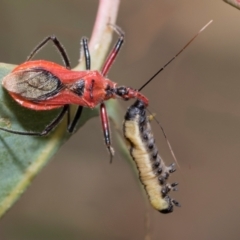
[{"left": 0, "top": 1, "right": 239, "bottom": 240}]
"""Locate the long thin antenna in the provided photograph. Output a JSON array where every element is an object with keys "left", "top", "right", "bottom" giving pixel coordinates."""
[
  {"left": 147, "top": 108, "right": 181, "bottom": 169},
  {"left": 138, "top": 20, "right": 213, "bottom": 91},
  {"left": 142, "top": 20, "right": 212, "bottom": 167}
]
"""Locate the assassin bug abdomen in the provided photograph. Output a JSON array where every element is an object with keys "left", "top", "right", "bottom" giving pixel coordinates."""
[
  {"left": 1, "top": 27, "right": 148, "bottom": 161},
  {"left": 123, "top": 100, "right": 180, "bottom": 213}
]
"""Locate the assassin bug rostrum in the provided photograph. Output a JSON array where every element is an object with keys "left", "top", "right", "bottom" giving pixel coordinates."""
[{"left": 1, "top": 21, "right": 212, "bottom": 162}]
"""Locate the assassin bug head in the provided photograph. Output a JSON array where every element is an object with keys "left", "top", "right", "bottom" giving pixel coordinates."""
[{"left": 114, "top": 86, "right": 149, "bottom": 105}]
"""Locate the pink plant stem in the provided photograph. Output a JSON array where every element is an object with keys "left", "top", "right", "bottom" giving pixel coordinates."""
[
  {"left": 224, "top": 0, "right": 240, "bottom": 9},
  {"left": 75, "top": 0, "right": 121, "bottom": 70}
]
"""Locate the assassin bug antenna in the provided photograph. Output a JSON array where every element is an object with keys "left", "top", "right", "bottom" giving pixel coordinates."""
[
  {"left": 98, "top": 24, "right": 125, "bottom": 162},
  {"left": 146, "top": 107, "right": 180, "bottom": 168},
  {"left": 137, "top": 20, "right": 213, "bottom": 166},
  {"left": 139, "top": 20, "right": 213, "bottom": 91}
]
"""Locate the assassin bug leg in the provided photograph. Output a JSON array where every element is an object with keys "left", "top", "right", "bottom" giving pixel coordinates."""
[
  {"left": 67, "top": 106, "right": 83, "bottom": 133},
  {"left": 1, "top": 25, "right": 133, "bottom": 161},
  {"left": 100, "top": 103, "right": 114, "bottom": 162},
  {"left": 0, "top": 105, "right": 69, "bottom": 136},
  {"left": 81, "top": 37, "right": 91, "bottom": 70},
  {"left": 27, "top": 35, "right": 71, "bottom": 69},
  {"left": 67, "top": 37, "right": 90, "bottom": 133},
  {"left": 98, "top": 25, "right": 124, "bottom": 161},
  {"left": 101, "top": 24, "right": 124, "bottom": 76}
]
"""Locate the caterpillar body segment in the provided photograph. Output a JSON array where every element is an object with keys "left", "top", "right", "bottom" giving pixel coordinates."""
[{"left": 123, "top": 100, "right": 180, "bottom": 213}]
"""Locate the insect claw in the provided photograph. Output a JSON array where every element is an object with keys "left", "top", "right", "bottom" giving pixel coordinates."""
[
  {"left": 108, "top": 146, "right": 115, "bottom": 164},
  {"left": 172, "top": 199, "right": 181, "bottom": 207},
  {"left": 158, "top": 176, "right": 165, "bottom": 185},
  {"left": 162, "top": 172, "right": 170, "bottom": 180},
  {"left": 173, "top": 182, "right": 179, "bottom": 191},
  {"left": 161, "top": 186, "right": 168, "bottom": 196},
  {"left": 168, "top": 163, "right": 176, "bottom": 173},
  {"left": 171, "top": 182, "right": 178, "bottom": 187}
]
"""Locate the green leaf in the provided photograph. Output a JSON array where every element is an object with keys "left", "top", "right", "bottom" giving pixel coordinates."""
[
  {"left": 223, "top": 0, "right": 240, "bottom": 10},
  {"left": 0, "top": 63, "right": 99, "bottom": 217}
]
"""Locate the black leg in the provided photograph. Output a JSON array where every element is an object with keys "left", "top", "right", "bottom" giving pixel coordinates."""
[
  {"left": 81, "top": 37, "right": 91, "bottom": 70},
  {"left": 67, "top": 107, "right": 83, "bottom": 133},
  {"left": 67, "top": 37, "right": 91, "bottom": 133},
  {"left": 0, "top": 105, "right": 70, "bottom": 136},
  {"left": 27, "top": 35, "right": 71, "bottom": 69}
]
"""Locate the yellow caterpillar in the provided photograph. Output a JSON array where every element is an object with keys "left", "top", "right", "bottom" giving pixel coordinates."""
[{"left": 123, "top": 100, "right": 180, "bottom": 213}]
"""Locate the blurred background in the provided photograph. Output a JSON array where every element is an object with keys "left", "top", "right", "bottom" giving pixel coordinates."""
[{"left": 0, "top": 0, "right": 239, "bottom": 239}]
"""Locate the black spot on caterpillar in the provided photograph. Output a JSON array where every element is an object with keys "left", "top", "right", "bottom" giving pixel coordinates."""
[{"left": 123, "top": 100, "right": 180, "bottom": 213}]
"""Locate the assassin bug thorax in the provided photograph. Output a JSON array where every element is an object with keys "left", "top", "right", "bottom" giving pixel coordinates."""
[{"left": 1, "top": 26, "right": 147, "bottom": 161}]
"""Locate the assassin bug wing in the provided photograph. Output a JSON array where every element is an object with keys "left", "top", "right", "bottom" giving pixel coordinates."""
[
  {"left": 123, "top": 100, "right": 180, "bottom": 213},
  {"left": 2, "top": 68, "right": 64, "bottom": 101}
]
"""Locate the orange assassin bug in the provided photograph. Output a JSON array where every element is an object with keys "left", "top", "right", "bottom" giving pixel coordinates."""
[{"left": 1, "top": 26, "right": 147, "bottom": 161}]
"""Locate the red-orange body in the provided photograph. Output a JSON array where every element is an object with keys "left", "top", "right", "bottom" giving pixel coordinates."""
[
  {"left": 0, "top": 29, "right": 149, "bottom": 160},
  {"left": 3, "top": 60, "right": 148, "bottom": 111}
]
